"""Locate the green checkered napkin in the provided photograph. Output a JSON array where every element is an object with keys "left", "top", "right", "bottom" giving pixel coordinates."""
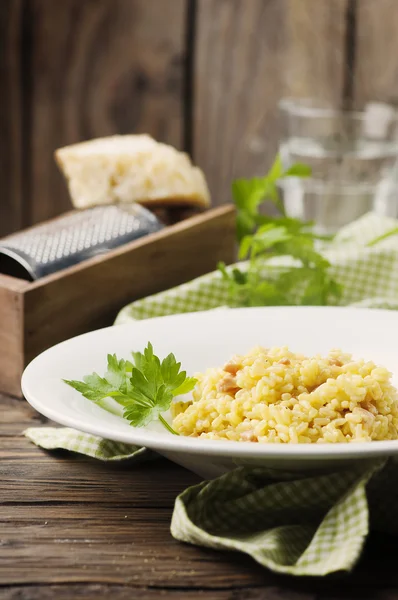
[
  {"left": 25, "top": 212, "right": 398, "bottom": 576},
  {"left": 24, "top": 427, "right": 150, "bottom": 462},
  {"left": 114, "top": 212, "right": 398, "bottom": 321}
]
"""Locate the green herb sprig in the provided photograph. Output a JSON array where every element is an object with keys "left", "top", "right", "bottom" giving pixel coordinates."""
[
  {"left": 64, "top": 342, "right": 196, "bottom": 435},
  {"left": 218, "top": 155, "right": 342, "bottom": 307},
  {"left": 368, "top": 227, "right": 398, "bottom": 247}
]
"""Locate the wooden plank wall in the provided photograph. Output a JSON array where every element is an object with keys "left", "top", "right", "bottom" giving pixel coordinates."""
[
  {"left": 354, "top": 0, "right": 398, "bottom": 106},
  {"left": 0, "top": 0, "right": 397, "bottom": 236},
  {"left": 26, "top": 0, "right": 187, "bottom": 225},
  {"left": 193, "top": 0, "right": 348, "bottom": 203},
  {"left": 0, "top": 0, "right": 23, "bottom": 236}
]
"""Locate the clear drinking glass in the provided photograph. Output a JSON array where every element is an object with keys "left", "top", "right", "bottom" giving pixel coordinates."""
[{"left": 278, "top": 98, "right": 398, "bottom": 234}]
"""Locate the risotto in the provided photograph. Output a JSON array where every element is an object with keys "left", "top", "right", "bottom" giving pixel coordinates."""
[{"left": 171, "top": 347, "right": 398, "bottom": 443}]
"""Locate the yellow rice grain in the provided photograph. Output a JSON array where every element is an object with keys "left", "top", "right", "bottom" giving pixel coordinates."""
[{"left": 171, "top": 346, "right": 398, "bottom": 443}]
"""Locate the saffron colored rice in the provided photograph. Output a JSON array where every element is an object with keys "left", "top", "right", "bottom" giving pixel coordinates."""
[{"left": 171, "top": 347, "right": 398, "bottom": 443}]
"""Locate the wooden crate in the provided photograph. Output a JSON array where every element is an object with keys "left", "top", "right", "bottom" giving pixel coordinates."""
[{"left": 0, "top": 205, "right": 236, "bottom": 397}]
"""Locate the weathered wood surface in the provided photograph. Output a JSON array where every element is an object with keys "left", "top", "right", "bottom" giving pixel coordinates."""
[
  {"left": 0, "top": 0, "right": 23, "bottom": 237},
  {"left": 2, "top": 393, "right": 398, "bottom": 598},
  {"left": 0, "top": 274, "right": 27, "bottom": 396},
  {"left": 353, "top": 0, "right": 398, "bottom": 106},
  {"left": 26, "top": 0, "right": 187, "bottom": 224},
  {"left": 193, "top": 0, "right": 349, "bottom": 204}
]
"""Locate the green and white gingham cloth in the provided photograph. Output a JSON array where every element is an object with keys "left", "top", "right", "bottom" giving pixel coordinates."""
[
  {"left": 24, "top": 212, "right": 398, "bottom": 576},
  {"left": 24, "top": 427, "right": 151, "bottom": 462},
  {"left": 171, "top": 459, "right": 398, "bottom": 575},
  {"left": 114, "top": 212, "right": 398, "bottom": 321}
]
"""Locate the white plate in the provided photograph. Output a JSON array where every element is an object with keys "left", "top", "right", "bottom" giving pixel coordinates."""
[{"left": 22, "top": 306, "right": 398, "bottom": 478}]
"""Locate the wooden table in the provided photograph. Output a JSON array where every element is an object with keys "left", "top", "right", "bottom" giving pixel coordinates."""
[{"left": 2, "top": 393, "right": 398, "bottom": 599}]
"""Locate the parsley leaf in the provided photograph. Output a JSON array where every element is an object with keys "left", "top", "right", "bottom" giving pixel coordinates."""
[
  {"left": 64, "top": 373, "right": 116, "bottom": 404},
  {"left": 233, "top": 155, "right": 287, "bottom": 240},
  {"left": 64, "top": 342, "right": 197, "bottom": 435},
  {"left": 219, "top": 153, "right": 342, "bottom": 307}
]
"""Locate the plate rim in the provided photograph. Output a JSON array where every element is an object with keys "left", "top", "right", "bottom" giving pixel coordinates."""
[{"left": 21, "top": 305, "right": 398, "bottom": 461}]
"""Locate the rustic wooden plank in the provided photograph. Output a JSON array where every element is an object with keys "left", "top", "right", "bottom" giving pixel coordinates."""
[
  {"left": 3, "top": 395, "right": 398, "bottom": 594},
  {"left": 27, "top": 0, "right": 187, "bottom": 224},
  {"left": 0, "top": 277, "right": 27, "bottom": 396},
  {"left": 0, "top": 587, "right": 263, "bottom": 600},
  {"left": 0, "top": 525, "right": 267, "bottom": 587},
  {"left": 353, "top": 0, "right": 398, "bottom": 106},
  {"left": 193, "top": 0, "right": 348, "bottom": 205},
  {"left": 3, "top": 586, "right": 398, "bottom": 600},
  {"left": 0, "top": 396, "right": 270, "bottom": 589},
  {"left": 0, "top": 0, "right": 23, "bottom": 236},
  {"left": 0, "top": 396, "right": 269, "bottom": 591},
  {"left": 0, "top": 394, "right": 46, "bottom": 436},
  {"left": 0, "top": 586, "right": 300, "bottom": 600},
  {"left": 284, "top": 0, "right": 348, "bottom": 104},
  {"left": 1, "top": 454, "right": 199, "bottom": 507}
]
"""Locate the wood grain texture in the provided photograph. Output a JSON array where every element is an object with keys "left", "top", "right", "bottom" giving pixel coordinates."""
[
  {"left": 3, "top": 393, "right": 398, "bottom": 597},
  {"left": 0, "top": 588, "right": 278, "bottom": 600},
  {"left": 0, "top": 0, "right": 23, "bottom": 236},
  {"left": 0, "top": 275, "right": 28, "bottom": 396},
  {"left": 23, "top": 206, "right": 235, "bottom": 364},
  {"left": 284, "top": 0, "right": 348, "bottom": 104},
  {"left": 353, "top": 0, "right": 398, "bottom": 106},
  {"left": 0, "top": 395, "right": 267, "bottom": 590},
  {"left": 193, "top": 0, "right": 348, "bottom": 205},
  {"left": 27, "top": 0, "right": 187, "bottom": 224}
]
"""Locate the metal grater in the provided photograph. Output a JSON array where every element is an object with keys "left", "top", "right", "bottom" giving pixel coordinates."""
[{"left": 0, "top": 204, "right": 163, "bottom": 281}]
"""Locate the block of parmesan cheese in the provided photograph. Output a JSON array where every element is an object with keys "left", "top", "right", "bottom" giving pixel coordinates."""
[{"left": 55, "top": 134, "right": 211, "bottom": 209}]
